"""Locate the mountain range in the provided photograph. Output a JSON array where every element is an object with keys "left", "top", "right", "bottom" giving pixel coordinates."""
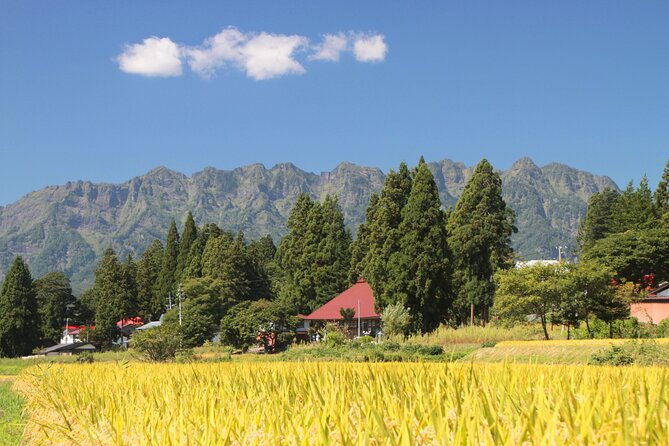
[{"left": 0, "top": 157, "right": 618, "bottom": 294}]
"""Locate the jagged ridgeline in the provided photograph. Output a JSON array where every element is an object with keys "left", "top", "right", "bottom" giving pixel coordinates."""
[{"left": 0, "top": 158, "right": 618, "bottom": 293}]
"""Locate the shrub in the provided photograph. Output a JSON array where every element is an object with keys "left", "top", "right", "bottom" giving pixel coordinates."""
[
  {"left": 589, "top": 340, "right": 669, "bottom": 366},
  {"left": 131, "top": 325, "right": 183, "bottom": 362},
  {"left": 324, "top": 323, "right": 347, "bottom": 347},
  {"left": 381, "top": 303, "right": 411, "bottom": 338}
]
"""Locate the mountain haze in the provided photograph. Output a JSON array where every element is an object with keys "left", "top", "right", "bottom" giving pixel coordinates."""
[{"left": 0, "top": 158, "right": 617, "bottom": 293}]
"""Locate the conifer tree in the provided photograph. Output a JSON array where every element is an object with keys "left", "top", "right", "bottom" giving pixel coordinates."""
[
  {"left": 349, "top": 193, "right": 379, "bottom": 283},
  {"left": 353, "top": 163, "right": 413, "bottom": 304},
  {"left": 577, "top": 188, "right": 620, "bottom": 254},
  {"left": 277, "top": 194, "right": 351, "bottom": 313},
  {"left": 176, "top": 212, "right": 197, "bottom": 281},
  {"left": 613, "top": 178, "right": 656, "bottom": 232},
  {"left": 655, "top": 160, "right": 669, "bottom": 225},
  {"left": 120, "top": 253, "right": 138, "bottom": 317},
  {"left": 157, "top": 220, "right": 179, "bottom": 303},
  {"left": 0, "top": 257, "right": 38, "bottom": 357},
  {"left": 447, "top": 159, "right": 516, "bottom": 323},
  {"left": 385, "top": 158, "right": 452, "bottom": 332},
  {"left": 34, "top": 272, "right": 75, "bottom": 344},
  {"left": 93, "top": 249, "right": 126, "bottom": 344},
  {"left": 136, "top": 240, "right": 164, "bottom": 321}
]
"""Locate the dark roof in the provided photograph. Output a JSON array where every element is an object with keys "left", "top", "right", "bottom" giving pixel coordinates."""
[
  {"left": 40, "top": 342, "right": 96, "bottom": 355},
  {"left": 302, "top": 279, "right": 380, "bottom": 321}
]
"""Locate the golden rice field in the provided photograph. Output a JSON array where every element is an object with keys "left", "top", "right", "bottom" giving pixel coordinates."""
[{"left": 14, "top": 362, "right": 669, "bottom": 445}]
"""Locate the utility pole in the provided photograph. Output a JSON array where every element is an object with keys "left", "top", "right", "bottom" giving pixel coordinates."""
[
  {"left": 556, "top": 246, "right": 567, "bottom": 262},
  {"left": 177, "top": 285, "right": 184, "bottom": 326},
  {"left": 357, "top": 299, "right": 361, "bottom": 338}
]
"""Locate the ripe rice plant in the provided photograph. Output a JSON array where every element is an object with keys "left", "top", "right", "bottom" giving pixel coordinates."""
[{"left": 15, "top": 362, "right": 669, "bottom": 445}]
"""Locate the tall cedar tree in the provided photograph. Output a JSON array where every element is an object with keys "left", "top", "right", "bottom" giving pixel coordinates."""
[
  {"left": 176, "top": 212, "right": 197, "bottom": 281},
  {"left": 93, "top": 249, "right": 130, "bottom": 344},
  {"left": 185, "top": 223, "right": 222, "bottom": 280},
  {"left": 655, "top": 160, "right": 669, "bottom": 225},
  {"left": 361, "top": 164, "right": 413, "bottom": 305},
  {"left": 157, "top": 220, "right": 179, "bottom": 302},
  {"left": 385, "top": 158, "right": 452, "bottom": 332},
  {"left": 135, "top": 239, "right": 164, "bottom": 321},
  {"left": 277, "top": 194, "right": 351, "bottom": 313},
  {"left": 349, "top": 193, "right": 379, "bottom": 283},
  {"left": 577, "top": 188, "right": 620, "bottom": 254},
  {"left": 447, "top": 159, "right": 516, "bottom": 323},
  {"left": 0, "top": 257, "right": 38, "bottom": 357},
  {"left": 613, "top": 178, "right": 656, "bottom": 232},
  {"left": 34, "top": 272, "right": 75, "bottom": 344},
  {"left": 121, "top": 254, "right": 138, "bottom": 316}
]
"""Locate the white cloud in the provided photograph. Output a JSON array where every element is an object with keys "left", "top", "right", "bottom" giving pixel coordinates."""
[
  {"left": 353, "top": 34, "right": 388, "bottom": 62},
  {"left": 240, "top": 33, "right": 308, "bottom": 80},
  {"left": 185, "top": 27, "right": 245, "bottom": 78},
  {"left": 117, "top": 28, "right": 386, "bottom": 80},
  {"left": 310, "top": 33, "right": 348, "bottom": 61},
  {"left": 117, "top": 37, "right": 182, "bottom": 77}
]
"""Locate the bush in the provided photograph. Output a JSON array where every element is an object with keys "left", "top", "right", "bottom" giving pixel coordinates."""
[
  {"left": 324, "top": 323, "right": 347, "bottom": 347},
  {"left": 589, "top": 340, "right": 669, "bottom": 366},
  {"left": 131, "top": 325, "right": 183, "bottom": 362},
  {"left": 381, "top": 303, "right": 412, "bottom": 338}
]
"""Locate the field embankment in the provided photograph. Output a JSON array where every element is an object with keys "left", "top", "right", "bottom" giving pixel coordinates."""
[
  {"left": 15, "top": 362, "right": 669, "bottom": 445},
  {"left": 467, "top": 338, "right": 669, "bottom": 364}
]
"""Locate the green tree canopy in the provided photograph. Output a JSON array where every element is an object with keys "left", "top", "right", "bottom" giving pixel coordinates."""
[
  {"left": 0, "top": 257, "right": 38, "bottom": 357},
  {"left": 34, "top": 272, "right": 75, "bottom": 344},
  {"left": 385, "top": 158, "right": 452, "bottom": 332},
  {"left": 157, "top": 220, "right": 180, "bottom": 302},
  {"left": 447, "top": 158, "right": 516, "bottom": 323},
  {"left": 135, "top": 239, "right": 164, "bottom": 321}
]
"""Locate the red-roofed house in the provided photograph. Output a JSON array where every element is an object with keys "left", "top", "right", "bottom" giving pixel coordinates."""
[
  {"left": 631, "top": 282, "right": 669, "bottom": 324},
  {"left": 298, "top": 279, "right": 381, "bottom": 339}
]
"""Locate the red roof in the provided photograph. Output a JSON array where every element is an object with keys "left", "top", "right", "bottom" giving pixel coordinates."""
[
  {"left": 302, "top": 279, "right": 380, "bottom": 320},
  {"left": 116, "top": 317, "right": 144, "bottom": 327}
]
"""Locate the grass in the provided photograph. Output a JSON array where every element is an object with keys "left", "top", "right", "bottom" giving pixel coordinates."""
[
  {"left": 0, "top": 381, "right": 24, "bottom": 446},
  {"left": 403, "top": 323, "right": 565, "bottom": 346},
  {"left": 466, "top": 338, "right": 669, "bottom": 364}
]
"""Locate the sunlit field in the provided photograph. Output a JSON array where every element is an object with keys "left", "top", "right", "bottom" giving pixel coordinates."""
[{"left": 15, "top": 362, "right": 669, "bottom": 445}]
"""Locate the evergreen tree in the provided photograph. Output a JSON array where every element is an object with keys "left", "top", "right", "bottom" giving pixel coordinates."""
[
  {"left": 447, "top": 159, "right": 516, "bottom": 323},
  {"left": 0, "top": 257, "right": 38, "bottom": 357},
  {"left": 121, "top": 254, "right": 138, "bottom": 315},
  {"left": 277, "top": 194, "right": 351, "bottom": 313},
  {"left": 34, "top": 272, "right": 75, "bottom": 344},
  {"left": 613, "top": 178, "right": 656, "bottom": 232},
  {"left": 385, "top": 158, "right": 452, "bottom": 332},
  {"left": 92, "top": 249, "right": 126, "bottom": 345},
  {"left": 349, "top": 193, "right": 378, "bottom": 283},
  {"left": 655, "top": 160, "right": 669, "bottom": 224},
  {"left": 577, "top": 188, "right": 620, "bottom": 253},
  {"left": 157, "top": 220, "right": 180, "bottom": 303},
  {"left": 358, "top": 163, "right": 412, "bottom": 303},
  {"left": 136, "top": 240, "right": 164, "bottom": 321},
  {"left": 176, "top": 212, "right": 197, "bottom": 281}
]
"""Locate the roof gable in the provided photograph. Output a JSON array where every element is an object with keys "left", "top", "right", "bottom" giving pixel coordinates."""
[{"left": 303, "top": 280, "right": 380, "bottom": 320}]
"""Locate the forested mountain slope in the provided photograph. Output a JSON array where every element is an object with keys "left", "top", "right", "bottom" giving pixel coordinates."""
[{"left": 0, "top": 157, "right": 617, "bottom": 293}]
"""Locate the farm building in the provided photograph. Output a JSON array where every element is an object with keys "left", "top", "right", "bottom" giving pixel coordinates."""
[
  {"left": 630, "top": 282, "right": 669, "bottom": 324},
  {"left": 298, "top": 279, "right": 381, "bottom": 339}
]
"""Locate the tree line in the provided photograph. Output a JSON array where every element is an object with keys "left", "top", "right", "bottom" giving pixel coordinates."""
[{"left": 2, "top": 158, "right": 667, "bottom": 356}]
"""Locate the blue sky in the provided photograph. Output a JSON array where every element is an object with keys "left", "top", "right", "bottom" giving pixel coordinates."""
[{"left": 1, "top": 1, "right": 668, "bottom": 205}]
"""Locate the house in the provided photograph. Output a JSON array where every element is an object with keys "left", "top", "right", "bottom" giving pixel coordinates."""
[
  {"left": 299, "top": 279, "right": 381, "bottom": 339},
  {"left": 630, "top": 282, "right": 669, "bottom": 324},
  {"left": 61, "top": 325, "right": 90, "bottom": 344},
  {"left": 115, "top": 317, "right": 145, "bottom": 348}
]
